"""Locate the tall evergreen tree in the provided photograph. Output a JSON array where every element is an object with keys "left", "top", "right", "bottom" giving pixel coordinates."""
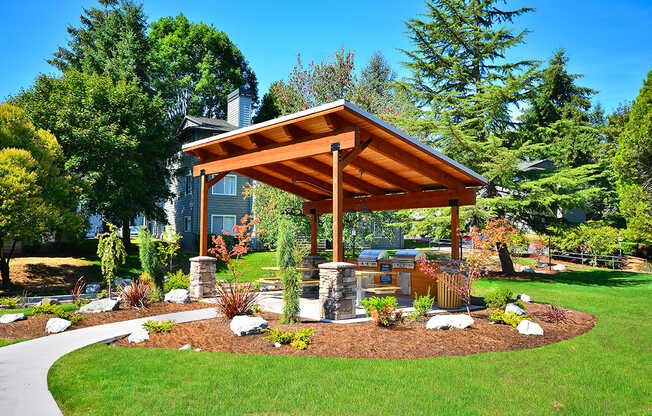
[{"left": 613, "top": 71, "right": 652, "bottom": 242}]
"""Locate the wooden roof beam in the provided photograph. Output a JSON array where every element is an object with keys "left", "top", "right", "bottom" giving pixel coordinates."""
[
  {"left": 289, "top": 157, "right": 385, "bottom": 196},
  {"left": 367, "top": 137, "right": 465, "bottom": 189},
  {"left": 282, "top": 124, "right": 311, "bottom": 140},
  {"left": 347, "top": 156, "right": 422, "bottom": 193},
  {"left": 257, "top": 164, "right": 355, "bottom": 198},
  {"left": 237, "top": 167, "right": 326, "bottom": 201},
  {"left": 193, "top": 127, "right": 359, "bottom": 176},
  {"left": 302, "top": 188, "right": 476, "bottom": 215}
]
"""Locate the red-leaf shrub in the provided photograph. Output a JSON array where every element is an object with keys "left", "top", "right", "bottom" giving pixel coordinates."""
[
  {"left": 215, "top": 283, "right": 258, "bottom": 319},
  {"left": 540, "top": 304, "right": 569, "bottom": 323},
  {"left": 121, "top": 281, "right": 152, "bottom": 309}
]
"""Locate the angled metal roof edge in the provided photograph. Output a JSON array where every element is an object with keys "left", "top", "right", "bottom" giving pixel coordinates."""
[{"left": 182, "top": 99, "right": 487, "bottom": 185}]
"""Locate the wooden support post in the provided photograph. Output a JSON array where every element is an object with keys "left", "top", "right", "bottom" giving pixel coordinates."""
[
  {"left": 310, "top": 210, "right": 318, "bottom": 256},
  {"left": 450, "top": 200, "right": 460, "bottom": 260},
  {"left": 332, "top": 144, "right": 343, "bottom": 262},
  {"left": 199, "top": 170, "right": 209, "bottom": 256}
]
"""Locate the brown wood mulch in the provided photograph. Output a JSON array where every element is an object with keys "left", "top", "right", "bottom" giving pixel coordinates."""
[
  {"left": 114, "top": 302, "right": 597, "bottom": 360},
  {"left": 0, "top": 302, "right": 210, "bottom": 340}
]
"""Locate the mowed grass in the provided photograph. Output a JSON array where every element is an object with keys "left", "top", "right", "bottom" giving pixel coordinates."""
[
  {"left": 0, "top": 338, "right": 27, "bottom": 347},
  {"left": 48, "top": 269, "right": 652, "bottom": 415},
  {"left": 215, "top": 251, "right": 276, "bottom": 282},
  {"left": 0, "top": 304, "right": 77, "bottom": 317}
]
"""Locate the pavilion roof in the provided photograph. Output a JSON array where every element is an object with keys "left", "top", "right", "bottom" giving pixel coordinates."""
[{"left": 183, "top": 100, "right": 487, "bottom": 214}]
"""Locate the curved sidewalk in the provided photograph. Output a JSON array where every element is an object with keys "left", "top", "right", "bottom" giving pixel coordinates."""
[{"left": 0, "top": 307, "right": 217, "bottom": 416}]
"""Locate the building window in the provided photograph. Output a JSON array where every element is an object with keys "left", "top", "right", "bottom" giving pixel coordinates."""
[
  {"left": 211, "top": 174, "right": 237, "bottom": 195},
  {"left": 184, "top": 216, "right": 192, "bottom": 233},
  {"left": 211, "top": 215, "right": 236, "bottom": 235},
  {"left": 185, "top": 175, "right": 192, "bottom": 195}
]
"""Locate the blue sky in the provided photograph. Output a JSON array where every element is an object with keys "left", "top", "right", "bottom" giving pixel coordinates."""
[{"left": 1, "top": 0, "right": 650, "bottom": 113}]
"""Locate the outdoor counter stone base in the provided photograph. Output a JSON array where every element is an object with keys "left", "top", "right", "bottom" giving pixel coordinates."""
[
  {"left": 302, "top": 255, "right": 325, "bottom": 298},
  {"left": 319, "top": 262, "right": 356, "bottom": 320},
  {"left": 189, "top": 256, "right": 217, "bottom": 300}
]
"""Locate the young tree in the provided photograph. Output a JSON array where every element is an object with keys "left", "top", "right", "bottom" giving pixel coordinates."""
[
  {"left": 157, "top": 230, "right": 182, "bottom": 273},
  {"left": 0, "top": 103, "right": 82, "bottom": 289},
  {"left": 97, "top": 223, "right": 126, "bottom": 298},
  {"left": 148, "top": 14, "right": 258, "bottom": 122},
  {"left": 612, "top": 71, "right": 652, "bottom": 242}
]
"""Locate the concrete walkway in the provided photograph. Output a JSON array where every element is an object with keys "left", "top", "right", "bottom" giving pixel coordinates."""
[{"left": 0, "top": 307, "right": 217, "bottom": 416}]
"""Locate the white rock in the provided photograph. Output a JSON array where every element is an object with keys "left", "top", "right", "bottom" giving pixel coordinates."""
[
  {"left": 518, "top": 293, "right": 532, "bottom": 303},
  {"left": 164, "top": 289, "right": 190, "bottom": 304},
  {"left": 505, "top": 303, "right": 526, "bottom": 316},
  {"left": 536, "top": 261, "right": 549, "bottom": 268},
  {"left": 45, "top": 318, "right": 71, "bottom": 334},
  {"left": 274, "top": 342, "right": 281, "bottom": 348},
  {"left": 517, "top": 320, "right": 544, "bottom": 335},
  {"left": 519, "top": 265, "right": 535, "bottom": 273},
  {"left": 179, "top": 344, "right": 192, "bottom": 350},
  {"left": 552, "top": 264, "right": 567, "bottom": 271},
  {"left": 0, "top": 313, "right": 26, "bottom": 324},
  {"left": 194, "top": 348, "right": 201, "bottom": 352},
  {"left": 79, "top": 298, "right": 120, "bottom": 313},
  {"left": 230, "top": 315, "right": 268, "bottom": 336},
  {"left": 85, "top": 284, "right": 101, "bottom": 294},
  {"left": 128, "top": 328, "right": 149, "bottom": 343},
  {"left": 426, "top": 314, "right": 474, "bottom": 330}
]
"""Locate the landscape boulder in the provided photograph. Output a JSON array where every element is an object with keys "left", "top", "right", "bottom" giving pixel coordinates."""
[
  {"left": 128, "top": 328, "right": 149, "bottom": 343},
  {"left": 552, "top": 264, "right": 567, "bottom": 271},
  {"left": 164, "top": 289, "right": 190, "bottom": 304},
  {"left": 518, "top": 293, "right": 532, "bottom": 303},
  {"left": 85, "top": 284, "right": 101, "bottom": 294},
  {"left": 519, "top": 265, "right": 535, "bottom": 273},
  {"left": 426, "top": 314, "right": 474, "bottom": 330},
  {"left": 505, "top": 303, "right": 526, "bottom": 316},
  {"left": 45, "top": 318, "right": 71, "bottom": 334},
  {"left": 536, "top": 261, "right": 549, "bottom": 268},
  {"left": 179, "top": 344, "right": 193, "bottom": 350},
  {"left": 79, "top": 298, "right": 120, "bottom": 313},
  {"left": 0, "top": 313, "right": 26, "bottom": 324},
  {"left": 230, "top": 315, "right": 268, "bottom": 336},
  {"left": 517, "top": 320, "right": 544, "bottom": 336}
]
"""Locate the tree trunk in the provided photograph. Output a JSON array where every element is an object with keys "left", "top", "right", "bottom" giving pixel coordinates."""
[
  {"left": 122, "top": 219, "right": 131, "bottom": 250},
  {"left": 0, "top": 240, "right": 16, "bottom": 290},
  {"left": 497, "top": 243, "right": 515, "bottom": 275}
]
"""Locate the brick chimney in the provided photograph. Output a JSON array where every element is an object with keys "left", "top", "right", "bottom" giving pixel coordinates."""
[{"left": 227, "top": 87, "right": 253, "bottom": 128}]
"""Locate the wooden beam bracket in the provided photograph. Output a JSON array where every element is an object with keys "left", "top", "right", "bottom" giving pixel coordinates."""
[{"left": 341, "top": 138, "right": 372, "bottom": 169}]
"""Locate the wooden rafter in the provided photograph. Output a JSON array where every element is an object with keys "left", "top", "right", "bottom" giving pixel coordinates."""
[
  {"left": 289, "top": 157, "right": 385, "bottom": 196},
  {"left": 237, "top": 167, "right": 326, "bottom": 201},
  {"left": 256, "top": 163, "right": 355, "bottom": 198},
  {"left": 341, "top": 138, "right": 372, "bottom": 168},
  {"left": 302, "top": 188, "right": 476, "bottom": 215},
  {"left": 346, "top": 156, "right": 421, "bottom": 192},
  {"left": 193, "top": 128, "right": 359, "bottom": 176}
]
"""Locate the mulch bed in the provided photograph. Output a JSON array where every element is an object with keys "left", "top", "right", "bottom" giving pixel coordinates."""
[
  {"left": 0, "top": 302, "right": 210, "bottom": 340},
  {"left": 114, "top": 302, "right": 597, "bottom": 360}
]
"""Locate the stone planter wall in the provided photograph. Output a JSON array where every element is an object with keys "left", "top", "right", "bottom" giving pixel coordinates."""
[
  {"left": 189, "top": 256, "right": 217, "bottom": 300},
  {"left": 318, "top": 262, "right": 356, "bottom": 320}
]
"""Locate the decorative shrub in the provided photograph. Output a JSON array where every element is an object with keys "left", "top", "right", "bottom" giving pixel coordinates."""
[
  {"left": 31, "top": 304, "right": 85, "bottom": 324},
  {"left": 540, "top": 304, "right": 569, "bottom": 323},
  {"left": 490, "top": 309, "right": 530, "bottom": 327},
  {"left": 261, "top": 327, "right": 293, "bottom": 345},
  {"left": 280, "top": 268, "right": 300, "bottom": 324},
  {"left": 157, "top": 230, "right": 182, "bottom": 272},
  {"left": 291, "top": 327, "right": 315, "bottom": 350},
  {"left": 361, "top": 296, "right": 403, "bottom": 327},
  {"left": 71, "top": 276, "right": 86, "bottom": 301},
  {"left": 0, "top": 296, "right": 20, "bottom": 308},
  {"left": 484, "top": 288, "right": 515, "bottom": 309},
  {"left": 216, "top": 283, "right": 258, "bottom": 319},
  {"left": 121, "top": 281, "right": 152, "bottom": 309},
  {"left": 142, "top": 319, "right": 175, "bottom": 333},
  {"left": 138, "top": 228, "right": 165, "bottom": 292},
  {"left": 163, "top": 270, "right": 190, "bottom": 293},
  {"left": 515, "top": 299, "right": 526, "bottom": 310},
  {"left": 412, "top": 288, "right": 435, "bottom": 319},
  {"left": 97, "top": 289, "right": 108, "bottom": 299}
]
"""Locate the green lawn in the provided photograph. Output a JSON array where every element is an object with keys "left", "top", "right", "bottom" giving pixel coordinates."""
[
  {"left": 0, "top": 304, "right": 77, "bottom": 317},
  {"left": 0, "top": 338, "right": 27, "bottom": 347},
  {"left": 215, "top": 251, "right": 276, "bottom": 282},
  {"left": 47, "top": 269, "right": 652, "bottom": 415}
]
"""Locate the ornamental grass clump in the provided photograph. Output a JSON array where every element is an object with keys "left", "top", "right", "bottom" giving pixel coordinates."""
[
  {"left": 209, "top": 215, "right": 262, "bottom": 319},
  {"left": 361, "top": 296, "right": 403, "bottom": 327},
  {"left": 120, "top": 281, "right": 152, "bottom": 309}
]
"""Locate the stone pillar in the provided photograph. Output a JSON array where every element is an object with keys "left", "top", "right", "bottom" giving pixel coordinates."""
[
  {"left": 189, "top": 256, "right": 217, "bottom": 299},
  {"left": 319, "top": 262, "right": 356, "bottom": 320},
  {"left": 302, "top": 255, "right": 325, "bottom": 298}
]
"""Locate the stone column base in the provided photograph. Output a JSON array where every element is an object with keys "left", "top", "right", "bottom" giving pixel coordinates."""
[
  {"left": 318, "top": 262, "right": 356, "bottom": 320},
  {"left": 189, "top": 256, "right": 217, "bottom": 300},
  {"left": 302, "top": 255, "right": 325, "bottom": 298}
]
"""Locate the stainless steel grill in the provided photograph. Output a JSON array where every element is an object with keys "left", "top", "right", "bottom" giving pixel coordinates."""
[
  {"left": 357, "top": 249, "right": 390, "bottom": 268},
  {"left": 391, "top": 250, "right": 426, "bottom": 269}
]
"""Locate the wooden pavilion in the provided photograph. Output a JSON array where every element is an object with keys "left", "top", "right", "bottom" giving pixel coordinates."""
[{"left": 182, "top": 100, "right": 487, "bottom": 263}]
